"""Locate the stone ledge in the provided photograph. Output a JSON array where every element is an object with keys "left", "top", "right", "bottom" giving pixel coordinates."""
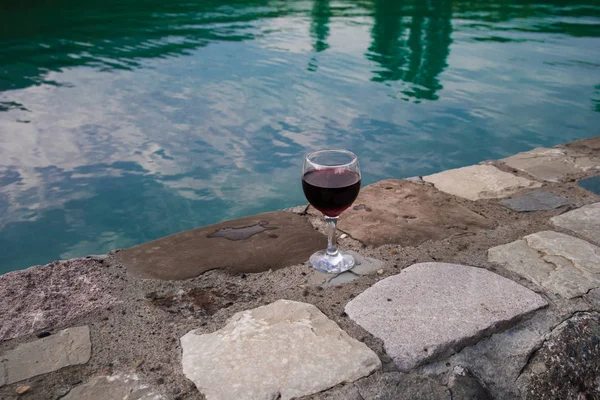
[
  {"left": 116, "top": 211, "right": 326, "bottom": 280},
  {"left": 423, "top": 165, "right": 541, "bottom": 201},
  {"left": 345, "top": 263, "right": 547, "bottom": 372}
]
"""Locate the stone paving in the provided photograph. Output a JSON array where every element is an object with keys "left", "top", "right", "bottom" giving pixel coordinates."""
[
  {"left": 62, "top": 374, "right": 165, "bottom": 400},
  {"left": 181, "top": 300, "right": 380, "bottom": 400},
  {"left": 1, "top": 137, "right": 599, "bottom": 400},
  {"left": 338, "top": 179, "right": 494, "bottom": 246},
  {"left": 500, "top": 190, "right": 574, "bottom": 212},
  {"left": 0, "top": 326, "right": 91, "bottom": 386},
  {"left": 502, "top": 147, "right": 598, "bottom": 182},
  {"left": 0, "top": 258, "right": 116, "bottom": 341},
  {"left": 344, "top": 263, "right": 547, "bottom": 372},
  {"left": 309, "top": 251, "right": 385, "bottom": 288},
  {"left": 116, "top": 211, "right": 326, "bottom": 280},
  {"left": 488, "top": 231, "right": 600, "bottom": 299},
  {"left": 422, "top": 164, "right": 541, "bottom": 200},
  {"left": 551, "top": 202, "right": 600, "bottom": 245}
]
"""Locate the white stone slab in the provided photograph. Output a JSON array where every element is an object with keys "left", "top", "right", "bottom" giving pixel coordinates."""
[
  {"left": 488, "top": 231, "right": 600, "bottom": 299},
  {"left": 550, "top": 202, "right": 600, "bottom": 245},
  {"left": 181, "top": 300, "right": 380, "bottom": 400},
  {"left": 423, "top": 165, "right": 540, "bottom": 201},
  {"left": 62, "top": 374, "right": 165, "bottom": 400},
  {"left": 0, "top": 326, "right": 91, "bottom": 386},
  {"left": 344, "top": 263, "right": 547, "bottom": 372}
]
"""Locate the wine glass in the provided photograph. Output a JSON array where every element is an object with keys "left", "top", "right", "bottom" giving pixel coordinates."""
[{"left": 302, "top": 149, "right": 362, "bottom": 273}]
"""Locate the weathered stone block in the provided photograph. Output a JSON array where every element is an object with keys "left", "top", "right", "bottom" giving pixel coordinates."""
[
  {"left": 344, "top": 263, "right": 546, "bottom": 372},
  {"left": 181, "top": 300, "right": 380, "bottom": 400}
]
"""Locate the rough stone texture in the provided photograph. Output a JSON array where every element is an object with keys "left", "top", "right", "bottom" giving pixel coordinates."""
[
  {"left": 344, "top": 263, "right": 547, "bottom": 372},
  {"left": 563, "top": 135, "right": 600, "bottom": 153},
  {"left": 423, "top": 164, "right": 541, "bottom": 200},
  {"left": 309, "top": 251, "right": 385, "bottom": 288},
  {"left": 338, "top": 180, "right": 494, "bottom": 247},
  {"left": 0, "top": 258, "right": 116, "bottom": 341},
  {"left": 116, "top": 212, "right": 326, "bottom": 280},
  {"left": 578, "top": 175, "right": 600, "bottom": 195},
  {"left": 502, "top": 147, "right": 599, "bottom": 182},
  {"left": 588, "top": 288, "right": 600, "bottom": 308},
  {"left": 518, "top": 313, "right": 600, "bottom": 400},
  {"left": 501, "top": 190, "right": 574, "bottom": 212},
  {"left": 299, "top": 383, "right": 363, "bottom": 400},
  {"left": 550, "top": 202, "right": 600, "bottom": 245},
  {"left": 488, "top": 231, "right": 600, "bottom": 299},
  {"left": 62, "top": 374, "right": 165, "bottom": 400},
  {"left": 448, "top": 366, "right": 492, "bottom": 400},
  {"left": 180, "top": 300, "right": 381, "bottom": 400},
  {"left": 0, "top": 326, "right": 91, "bottom": 386},
  {"left": 422, "top": 298, "right": 593, "bottom": 400},
  {"left": 356, "top": 372, "right": 450, "bottom": 400}
]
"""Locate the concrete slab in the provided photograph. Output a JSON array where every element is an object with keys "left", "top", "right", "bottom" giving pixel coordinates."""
[
  {"left": 0, "top": 326, "right": 91, "bottom": 386},
  {"left": 550, "top": 202, "right": 600, "bottom": 245},
  {"left": 338, "top": 180, "right": 495, "bottom": 247},
  {"left": 501, "top": 190, "right": 574, "bottom": 212},
  {"left": 578, "top": 176, "right": 600, "bottom": 195},
  {"left": 344, "top": 263, "right": 546, "bottom": 372},
  {"left": 62, "top": 374, "right": 164, "bottom": 400},
  {"left": 116, "top": 212, "right": 326, "bottom": 280},
  {"left": 502, "top": 147, "right": 599, "bottom": 182},
  {"left": 423, "top": 165, "right": 540, "bottom": 200},
  {"left": 180, "top": 300, "right": 380, "bottom": 400},
  {"left": 488, "top": 231, "right": 600, "bottom": 299},
  {"left": 0, "top": 258, "right": 117, "bottom": 341}
]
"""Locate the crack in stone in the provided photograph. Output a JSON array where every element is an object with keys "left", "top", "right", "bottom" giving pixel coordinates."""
[{"left": 513, "top": 310, "right": 597, "bottom": 383}]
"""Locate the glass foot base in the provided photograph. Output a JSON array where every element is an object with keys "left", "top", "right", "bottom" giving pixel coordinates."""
[{"left": 309, "top": 250, "right": 355, "bottom": 274}]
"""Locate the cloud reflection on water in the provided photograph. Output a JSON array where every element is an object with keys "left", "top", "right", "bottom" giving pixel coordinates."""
[{"left": 1, "top": 0, "right": 600, "bottom": 271}]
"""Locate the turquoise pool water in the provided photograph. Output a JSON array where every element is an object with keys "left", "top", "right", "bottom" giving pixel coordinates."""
[{"left": 1, "top": 0, "right": 599, "bottom": 273}]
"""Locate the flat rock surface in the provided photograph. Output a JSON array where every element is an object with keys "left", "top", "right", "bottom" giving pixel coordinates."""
[
  {"left": 309, "top": 251, "right": 385, "bottom": 288},
  {"left": 344, "top": 263, "right": 547, "bottom": 372},
  {"left": 62, "top": 374, "right": 164, "bottom": 400},
  {"left": 116, "top": 212, "right": 326, "bottom": 280},
  {"left": 0, "top": 326, "right": 91, "bottom": 386},
  {"left": 423, "top": 165, "right": 540, "bottom": 200},
  {"left": 488, "top": 230, "right": 600, "bottom": 299},
  {"left": 519, "top": 313, "right": 600, "bottom": 400},
  {"left": 578, "top": 175, "right": 600, "bottom": 195},
  {"left": 180, "top": 299, "right": 381, "bottom": 400},
  {"left": 501, "top": 190, "right": 574, "bottom": 212},
  {"left": 563, "top": 135, "right": 600, "bottom": 153},
  {"left": 0, "top": 258, "right": 116, "bottom": 341},
  {"left": 550, "top": 202, "right": 600, "bottom": 245},
  {"left": 502, "top": 147, "right": 599, "bottom": 182},
  {"left": 338, "top": 180, "right": 494, "bottom": 247}
]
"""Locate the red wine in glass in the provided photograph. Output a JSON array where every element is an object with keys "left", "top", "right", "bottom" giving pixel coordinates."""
[
  {"left": 302, "top": 149, "right": 361, "bottom": 274},
  {"left": 302, "top": 169, "right": 361, "bottom": 217}
]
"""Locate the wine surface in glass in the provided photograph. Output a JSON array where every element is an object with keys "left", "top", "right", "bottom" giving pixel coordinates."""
[{"left": 302, "top": 168, "right": 361, "bottom": 217}]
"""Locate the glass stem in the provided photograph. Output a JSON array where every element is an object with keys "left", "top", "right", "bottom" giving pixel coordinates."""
[{"left": 325, "top": 216, "right": 339, "bottom": 256}]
